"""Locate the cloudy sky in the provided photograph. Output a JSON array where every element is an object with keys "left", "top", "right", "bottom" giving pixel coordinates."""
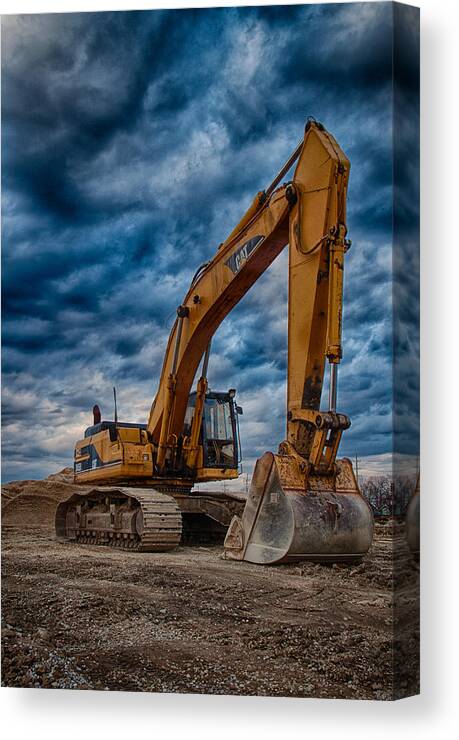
[{"left": 1, "top": 2, "right": 419, "bottom": 482}]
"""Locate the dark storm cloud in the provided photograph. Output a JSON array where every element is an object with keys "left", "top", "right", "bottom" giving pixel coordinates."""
[
  {"left": 1, "top": 3, "right": 419, "bottom": 481},
  {"left": 392, "top": 3, "right": 420, "bottom": 464}
]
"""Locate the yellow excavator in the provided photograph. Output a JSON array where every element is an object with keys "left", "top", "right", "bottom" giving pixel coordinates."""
[{"left": 56, "top": 120, "right": 374, "bottom": 564}]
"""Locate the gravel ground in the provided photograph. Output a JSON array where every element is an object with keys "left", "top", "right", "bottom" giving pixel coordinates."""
[{"left": 1, "top": 518, "right": 419, "bottom": 699}]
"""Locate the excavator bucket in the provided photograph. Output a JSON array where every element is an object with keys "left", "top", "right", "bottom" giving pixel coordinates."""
[
  {"left": 406, "top": 476, "right": 420, "bottom": 560},
  {"left": 224, "top": 452, "right": 373, "bottom": 565}
]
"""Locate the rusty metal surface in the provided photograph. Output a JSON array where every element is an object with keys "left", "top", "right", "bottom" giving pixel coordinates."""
[{"left": 224, "top": 452, "right": 374, "bottom": 565}]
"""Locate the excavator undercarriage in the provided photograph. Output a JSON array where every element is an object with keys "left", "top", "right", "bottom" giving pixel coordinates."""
[
  {"left": 56, "top": 488, "right": 183, "bottom": 551},
  {"left": 56, "top": 486, "right": 246, "bottom": 551}
]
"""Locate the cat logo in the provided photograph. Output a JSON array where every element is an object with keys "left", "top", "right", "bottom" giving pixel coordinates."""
[{"left": 225, "top": 235, "right": 264, "bottom": 274}]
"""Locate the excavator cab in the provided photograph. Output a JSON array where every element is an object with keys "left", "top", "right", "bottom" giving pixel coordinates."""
[{"left": 183, "top": 390, "right": 241, "bottom": 471}]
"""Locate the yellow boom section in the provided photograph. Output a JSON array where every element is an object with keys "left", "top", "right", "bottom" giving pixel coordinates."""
[{"left": 147, "top": 121, "right": 349, "bottom": 471}]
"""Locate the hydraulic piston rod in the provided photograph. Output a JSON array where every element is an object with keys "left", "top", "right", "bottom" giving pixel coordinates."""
[{"left": 329, "top": 362, "right": 338, "bottom": 412}]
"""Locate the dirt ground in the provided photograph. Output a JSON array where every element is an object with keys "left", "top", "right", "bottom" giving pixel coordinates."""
[{"left": 1, "top": 473, "right": 419, "bottom": 700}]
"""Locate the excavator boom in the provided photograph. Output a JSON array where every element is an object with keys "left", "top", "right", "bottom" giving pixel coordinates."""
[{"left": 148, "top": 121, "right": 350, "bottom": 471}]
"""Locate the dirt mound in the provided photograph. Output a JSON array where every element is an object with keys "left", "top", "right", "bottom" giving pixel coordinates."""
[
  {"left": 2, "top": 493, "right": 61, "bottom": 529},
  {"left": 45, "top": 467, "right": 74, "bottom": 484},
  {"left": 2, "top": 469, "right": 79, "bottom": 531}
]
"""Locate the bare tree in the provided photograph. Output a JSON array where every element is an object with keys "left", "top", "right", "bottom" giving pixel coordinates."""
[
  {"left": 361, "top": 475, "right": 417, "bottom": 517},
  {"left": 361, "top": 477, "right": 392, "bottom": 516}
]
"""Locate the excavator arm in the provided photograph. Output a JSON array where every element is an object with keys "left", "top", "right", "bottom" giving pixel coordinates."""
[{"left": 149, "top": 120, "right": 351, "bottom": 477}]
